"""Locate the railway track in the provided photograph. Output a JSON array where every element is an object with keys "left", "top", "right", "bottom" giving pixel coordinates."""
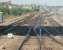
[
  {"left": 16, "top": 13, "right": 42, "bottom": 50},
  {"left": 17, "top": 12, "right": 63, "bottom": 50},
  {"left": 45, "top": 17, "right": 62, "bottom": 34},
  {"left": 3, "top": 12, "right": 39, "bottom": 33},
  {"left": 1, "top": 12, "right": 63, "bottom": 50},
  {"left": 0, "top": 35, "right": 63, "bottom": 50}
]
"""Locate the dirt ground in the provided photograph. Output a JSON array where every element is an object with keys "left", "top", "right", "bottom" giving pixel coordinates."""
[{"left": 0, "top": 35, "right": 63, "bottom": 50}]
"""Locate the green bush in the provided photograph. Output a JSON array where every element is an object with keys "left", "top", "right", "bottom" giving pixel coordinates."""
[
  {"left": 0, "top": 4, "right": 33, "bottom": 16},
  {"left": 11, "top": 7, "right": 32, "bottom": 16}
]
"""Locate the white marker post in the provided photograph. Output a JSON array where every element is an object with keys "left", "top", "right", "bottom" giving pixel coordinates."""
[{"left": 7, "top": 33, "right": 14, "bottom": 39}]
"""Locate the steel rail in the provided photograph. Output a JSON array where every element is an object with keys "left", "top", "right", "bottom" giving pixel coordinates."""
[
  {"left": 17, "top": 14, "right": 43, "bottom": 50},
  {"left": 17, "top": 27, "right": 32, "bottom": 50},
  {"left": 41, "top": 26, "right": 63, "bottom": 46}
]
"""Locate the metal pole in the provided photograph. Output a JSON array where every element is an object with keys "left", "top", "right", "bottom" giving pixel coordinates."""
[
  {"left": 2, "top": 14, "right": 3, "bottom": 23},
  {"left": 39, "top": 28, "right": 42, "bottom": 50}
]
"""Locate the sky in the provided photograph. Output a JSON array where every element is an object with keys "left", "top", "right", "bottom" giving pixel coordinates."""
[{"left": 0, "top": 0, "right": 63, "bottom": 6}]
